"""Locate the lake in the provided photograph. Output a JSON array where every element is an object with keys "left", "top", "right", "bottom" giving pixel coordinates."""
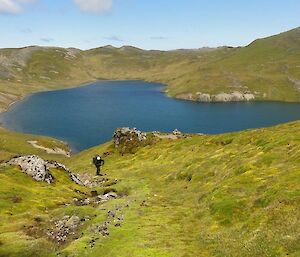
[{"left": 1, "top": 80, "right": 300, "bottom": 152}]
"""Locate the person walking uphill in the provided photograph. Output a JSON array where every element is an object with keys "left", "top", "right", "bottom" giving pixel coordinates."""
[{"left": 93, "top": 155, "right": 105, "bottom": 176}]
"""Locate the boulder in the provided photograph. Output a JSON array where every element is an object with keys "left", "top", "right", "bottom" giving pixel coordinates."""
[
  {"left": 113, "top": 127, "right": 147, "bottom": 148},
  {"left": 7, "top": 155, "right": 53, "bottom": 183},
  {"left": 172, "top": 129, "right": 182, "bottom": 136},
  {"left": 214, "top": 92, "right": 233, "bottom": 102},
  {"left": 196, "top": 92, "right": 211, "bottom": 102},
  {"left": 105, "top": 191, "right": 118, "bottom": 199},
  {"left": 244, "top": 93, "right": 255, "bottom": 101},
  {"left": 7, "top": 156, "right": 83, "bottom": 185}
]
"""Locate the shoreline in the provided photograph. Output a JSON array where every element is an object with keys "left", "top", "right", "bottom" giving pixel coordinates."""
[
  {"left": 1, "top": 79, "right": 300, "bottom": 155},
  {"left": 2, "top": 79, "right": 300, "bottom": 117}
]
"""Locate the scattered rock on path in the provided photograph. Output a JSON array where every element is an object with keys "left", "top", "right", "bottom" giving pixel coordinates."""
[{"left": 47, "top": 215, "right": 81, "bottom": 243}]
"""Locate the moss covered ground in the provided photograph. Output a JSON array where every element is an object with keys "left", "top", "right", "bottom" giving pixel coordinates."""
[{"left": 0, "top": 121, "right": 299, "bottom": 256}]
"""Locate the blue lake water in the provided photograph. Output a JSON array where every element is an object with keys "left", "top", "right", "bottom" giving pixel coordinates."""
[{"left": 1, "top": 80, "right": 300, "bottom": 152}]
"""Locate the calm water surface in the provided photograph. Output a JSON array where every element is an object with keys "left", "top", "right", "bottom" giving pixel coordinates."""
[{"left": 1, "top": 80, "right": 300, "bottom": 152}]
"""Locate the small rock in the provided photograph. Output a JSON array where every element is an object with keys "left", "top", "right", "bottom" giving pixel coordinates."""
[
  {"left": 91, "top": 190, "right": 98, "bottom": 197},
  {"left": 104, "top": 192, "right": 118, "bottom": 199},
  {"left": 172, "top": 129, "right": 182, "bottom": 136}
]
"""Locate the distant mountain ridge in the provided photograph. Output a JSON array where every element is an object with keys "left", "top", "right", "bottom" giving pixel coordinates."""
[{"left": 0, "top": 27, "right": 300, "bottom": 112}]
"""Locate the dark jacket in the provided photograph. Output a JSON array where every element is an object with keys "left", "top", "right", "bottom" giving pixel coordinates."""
[{"left": 93, "top": 156, "right": 104, "bottom": 167}]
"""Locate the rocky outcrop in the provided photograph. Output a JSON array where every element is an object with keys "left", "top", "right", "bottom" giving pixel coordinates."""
[
  {"left": 7, "top": 155, "right": 54, "bottom": 184},
  {"left": 197, "top": 93, "right": 211, "bottom": 102},
  {"left": 113, "top": 127, "right": 147, "bottom": 148},
  {"left": 176, "top": 91, "right": 255, "bottom": 102},
  {"left": 7, "top": 155, "right": 83, "bottom": 185},
  {"left": 46, "top": 160, "right": 83, "bottom": 185},
  {"left": 196, "top": 91, "right": 255, "bottom": 102},
  {"left": 96, "top": 191, "right": 118, "bottom": 204}
]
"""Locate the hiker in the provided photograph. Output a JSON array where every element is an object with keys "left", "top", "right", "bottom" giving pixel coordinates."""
[{"left": 93, "top": 155, "right": 105, "bottom": 176}]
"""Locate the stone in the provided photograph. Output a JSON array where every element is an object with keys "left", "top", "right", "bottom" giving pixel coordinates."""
[
  {"left": 96, "top": 195, "right": 109, "bottom": 202},
  {"left": 107, "top": 210, "right": 116, "bottom": 218},
  {"left": 7, "top": 156, "right": 84, "bottom": 185},
  {"left": 7, "top": 155, "right": 54, "bottom": 183},
  {"left": 214, "top": 92, "right": 233, "bottom": 102},
  {"left": 48, "top": 215, "right": 81, "bottom": 243},
  {"left": 91, "top": 190, "right": 98, "bottom": 197},
  {"left": 231, "top": 91, "right": 244, "bottom": 101},
  {"left": 95, "top": 221, "right": 110, "bottom": 237},
  {"left": 196, "top": 92, "right": 211, "bottom": 102},
  {"left": 244, "top": 93, "right": 255, "bottom": 101},
  {"left": 46, "top": 160, "right": 83, "bottom": 185},
  {"left": 172, "top": 129, "right": 182, "bottom": 136},
  {"left": 104, "top": 192, "right": 118, "bottom": 199},
  {"left": 69, "top": 173, "right": 83, "bottom": 185},
  {"left": 65, "top": 215, "right": 80, "bottom": 229},
  {"left": 113, "top": 127, "right": 147, "bottom": 148}
]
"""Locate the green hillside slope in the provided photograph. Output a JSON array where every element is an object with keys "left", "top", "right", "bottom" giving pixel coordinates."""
[
  {"left": 1, "top": 28, "right": 300, "bottom": 112},
  {"left": 0, "top": 122, "right": 299, "bottom": 256}
]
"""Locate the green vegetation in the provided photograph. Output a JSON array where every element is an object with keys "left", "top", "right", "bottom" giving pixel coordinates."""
[
  {"left": 0, "top": 121, "right": 299, "bottom": 256},
  {"left": 0, "top": 127, "right": 69, "bottom": 162},
  {"left": 0, "top": 26, "right": 299, "bottom": 256},
  {"left": 1, "top": 27, "right": 300, "bottom": 112}
]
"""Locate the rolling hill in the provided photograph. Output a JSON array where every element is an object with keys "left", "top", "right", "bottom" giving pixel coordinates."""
[
  {"left": 0, "top": 121, "right": 299, "bottom": 256},
  {"left": 0, "top": 27, "right": 300, "bottom": 112}
]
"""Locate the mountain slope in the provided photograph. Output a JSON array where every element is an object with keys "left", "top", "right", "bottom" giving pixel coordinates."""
[
  {"left": 0, "top": 121, "right": 299, "bottom": 256},
  {"left": 0, "top": 27, "right": 300, "bottom": 112}
]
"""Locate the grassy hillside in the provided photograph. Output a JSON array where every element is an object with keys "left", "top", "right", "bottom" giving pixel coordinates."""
[
  {"left": 0, "top": 121, "right": 299, "bottom": 256},
  {"left": 1, "top": 27, "right": 300, "bottom": 112}
]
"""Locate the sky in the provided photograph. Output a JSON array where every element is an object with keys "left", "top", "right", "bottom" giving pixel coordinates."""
[{"left": 0, "top": 0, "right": 299, "bottom": 50}]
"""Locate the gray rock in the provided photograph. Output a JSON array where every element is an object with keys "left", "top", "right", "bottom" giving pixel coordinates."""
[
  {"left": 244, "top": 93, "right": 255, "bottom": 101},
  {"left": 48, "top": 215, "right": 81, "bottom": 243},
  {"left": 7, "top": 156, "right": 84, "bottom": 185},
  {"left": 96, "top": 195, "right": 109, "bottom": 203},
  {"left": 186, "top": 91, "right": 256, "bottom": 102},
  {"left": 47, "top": 160, "right": 83, "bottom": 185},
  {"left": 172, "top": 129, "right": 182, "bottom": 136},
  {"left": 95, "top": 221, "right": 110, "bottom": 237},
  {"left": 7, "top": 155, "right": 53, "bottom": 183},
  {"left": 104, "top": 192, "right": 118, "bottom": 199},
  {"left": 96, "top": 192, "right": 118, "bottom": 204},
  {"left": 65, "top": 215, "right": 80, "bottom": 229},
  {"left": 214, "top": 92, "right": 233, "bottom": 102},
  {"left": 231, "top": 91, "right": 244, "bottom": 101},
  {"left": 113, "top": 127, "right": 147, "bottom": 148},
  {"left": 196, "top": 92, "right": 211, "bottom": 102}
]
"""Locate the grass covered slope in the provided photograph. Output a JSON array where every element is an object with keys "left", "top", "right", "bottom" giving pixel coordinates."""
[
  {"left": 0, "top": 127, "right": 70, "bottom": 162},
  {"left": 0, "top": 121, "right": 299, "bottom": 256},
  {"left": 1, "top": 27, "right": 300, "bottom": 111}
]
